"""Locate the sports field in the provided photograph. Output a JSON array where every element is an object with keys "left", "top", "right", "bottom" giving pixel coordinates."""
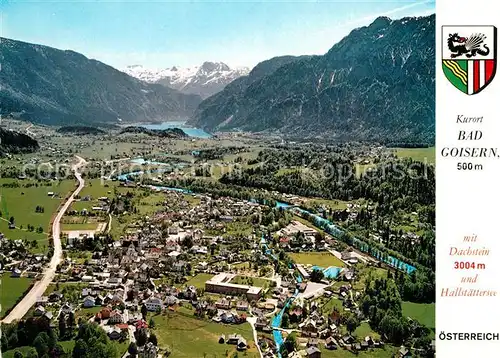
[{"left": 290, "top": 252, "right": 346, "bottom": 268}]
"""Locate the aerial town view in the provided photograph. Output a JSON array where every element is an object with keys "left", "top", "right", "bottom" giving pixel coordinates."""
[{"left": 0, "top": 1, "right": 435, "bottom": 358}]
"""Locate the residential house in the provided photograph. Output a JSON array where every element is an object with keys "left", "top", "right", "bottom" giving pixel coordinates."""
[
  {"left": 138, "top": 342, "right": 158, "bottom": 358},
  {"left": 144, "top": 297, "right": 163, "bottom": 312},
  {"left": 164, "top": 295, "right": 178, "bottom": 307},
  {"left": 306, "top": 346, "right": 321, "bottom": 358},
  {"left": 34, "top": 306, "right": 46, "bottom": 316},
  {"left": 36, "top": 296, "right": 49, "bottom": 306},
  {"left": 300, "top": 320, "right": 318, "bottom": 337},
  {"left": 81, "top": 288, "right": 93, "bottom": 297},
  {"left": 237, "top": 337, "right": 247, "bottom": 351},
  {"left": 399, "top": 347, "right": 411, "bottom": 358},
  {"left": 255, "top": 316, "right": 270, "bottom": 331},
  {"left": 108, "top": 310, "right": 124, "bottom": 324},
  {"left": 49, "top": 292, "right": 63, "bottom": 302},
  {"left": 215, "top": 298, "right": 231, "bottom": 310},
  {"left": 40, "top": 311, "right": 53, "bottom": 323},
  {"left": 227, "top": 334, "right": 240, "bottom": 345},
  {"left": 83, "top": 296, "right": 96, "bottom": 308},
  {"left": 61, "top": 303, "right": 74, "bottom": 314},
  {"left": 236, "top": 301, "right": 249, "bottom": 311},
  {"left": 99, "top": 307, "right": 112, "bottom": 319},
  {"left": 325, "top": 337, "right": 337, "bottom": 350},
  {"left": 108, "top": 327, "right": 122, "bottom": 340}
]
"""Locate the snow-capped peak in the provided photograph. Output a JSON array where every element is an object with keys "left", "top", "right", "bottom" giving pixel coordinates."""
[{"left": 122, "top": 62, "right": 249, "bottom": 99}]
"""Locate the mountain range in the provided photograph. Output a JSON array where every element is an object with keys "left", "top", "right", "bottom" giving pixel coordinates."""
[
  {"left": 123, "top": 62, "right": 249, "bottom": 99},
  {"left": 189, "top": 15, "right": 435, "bottom": 143},
  {"left": 0, "top": 14, "right": 435, "bottom": 143},
  {"left": 0, "top": 38, "right": 201, "bottom": 126}
]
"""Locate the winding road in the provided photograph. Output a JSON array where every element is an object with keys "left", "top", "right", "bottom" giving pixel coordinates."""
[{"left": 2, "top": 156, "right": 87, "bottom": 323}]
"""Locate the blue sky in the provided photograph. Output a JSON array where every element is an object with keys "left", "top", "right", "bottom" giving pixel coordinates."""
[{"left": 1, "top": 0, "right": 435, "bottom": 69}]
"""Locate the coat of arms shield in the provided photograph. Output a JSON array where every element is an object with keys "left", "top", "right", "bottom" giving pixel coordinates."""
[{"left": 442, "top": 25, "right": 497, "bottom": 95}]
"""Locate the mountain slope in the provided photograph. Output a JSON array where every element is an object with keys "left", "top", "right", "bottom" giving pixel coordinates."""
[
  {"left": 190, "top": 15, "right": 435, "bottom": 143},
  {"left": 123, "top": 62, "right": 249, "bottom": 99},
  {"left": 0, "top": 38, "right": 202, "bottom": 125},
  {"left": 0, "top": 128, "right": 39, "bottom": 154}
]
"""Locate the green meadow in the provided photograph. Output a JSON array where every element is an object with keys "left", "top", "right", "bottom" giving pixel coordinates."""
[
  {"left": 402, "top": 301, "right": 435, "bottom": 330},
  {"left": 0, "top": 179, "right": 76, "bottom": 251},
  {"left": 153, "top": 310, "right": 259, "bottom": 358},
  {"left": 1, "top": 275, "right": 33, "bottom": 318},
  {"left": 393, "top": 147, "right": 435, "bottom": 164}
]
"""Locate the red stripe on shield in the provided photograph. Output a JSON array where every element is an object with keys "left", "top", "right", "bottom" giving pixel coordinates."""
[
  {"left": 473, "top": 61, "right": 480, "bottom": 92},
  {"left": 485, "top": 60, "right": 495, "bottom": 83}
]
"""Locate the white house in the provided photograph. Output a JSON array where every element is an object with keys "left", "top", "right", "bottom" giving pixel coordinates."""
[
  {"left": 108, "top": 310, "right": 124, "bottom": 324},
  {"left": 83, "top": 296, "right": 96, "bottom": 308},
  {"left": 144, "top": 297, "right": 163, "bottom": 312}
]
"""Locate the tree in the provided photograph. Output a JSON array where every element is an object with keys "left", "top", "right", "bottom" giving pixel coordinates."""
[
  {"left": 52, "top": 344, "right": 65, "bottom": 357},
  {"left": 310, "top": 268, "right": 324, "bottom": 283},
  {"left": 128, "top": 342, "right": 138, "bottom": 357},
  {"left": 33, "top": 332, "right": 49, "bottom": 357},
  {"left": 281, "top": 313, "right": 290, "bottom": 328},
  {"left": 26, "top": 348, "right": 38, "bottom": 358},
  {"left": 181, "top": 235, "right": 193, "bottom": 249},
  {"left": 346, "top": 314, "right": 360, "bottom": 334},
  {"left": 148, "top": 333, "right": 158, "bottom": 346},
  {"left": 1, "top": 334, "right": 8, "bottom": 352},
  {"left": 8, "top": 332, "right": 19, "bottom": 349},
  {"left": 72, "top": 339, "right": 88, "bottom": 358},
  {"left": 135, "top": 328, "right": 148, "bottom": 347},
  {"left": 141, "top": 304, "right": 148, "bottom": 319},
  {"left": 67, "top": 311, "right": 76, "bottom": 328},
  {"left": 59, "top": 314, "right": 67, "bottom": 338},
  {"left": 284, "top": 332, "right": 297, "bottom": 354}
]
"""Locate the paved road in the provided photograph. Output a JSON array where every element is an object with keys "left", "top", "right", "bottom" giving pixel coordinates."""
[
  {"left": 2, "top": 156, "right": 87, "bottom": 324},
  {"left": 246, "top": 316, "right": 264, "bottom": 358}
]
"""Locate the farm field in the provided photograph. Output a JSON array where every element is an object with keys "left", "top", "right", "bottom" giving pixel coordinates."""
[
  {"left": 153, "top": 310, "right": 259, "bottom": 358},
  {"left": 402, "top": 301, "right": 435, "bottom": 330},
  {"left": 61, "top": 222, "right": 101, "bottom": 231},
  {"left": 290, "top": 252, "right": 346, "bottom": 268},
  {"left": 77, "top": 178, "right": 119, "bottom": 200},
  {"left": 0, "top": 275, "right": 33, "bottom": 318},
  {"left": 0, "top": 179, "right": 76, "bottom": 248},
  {"left": 393, "top": 147, "right": 435, "bottom": 164}
]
